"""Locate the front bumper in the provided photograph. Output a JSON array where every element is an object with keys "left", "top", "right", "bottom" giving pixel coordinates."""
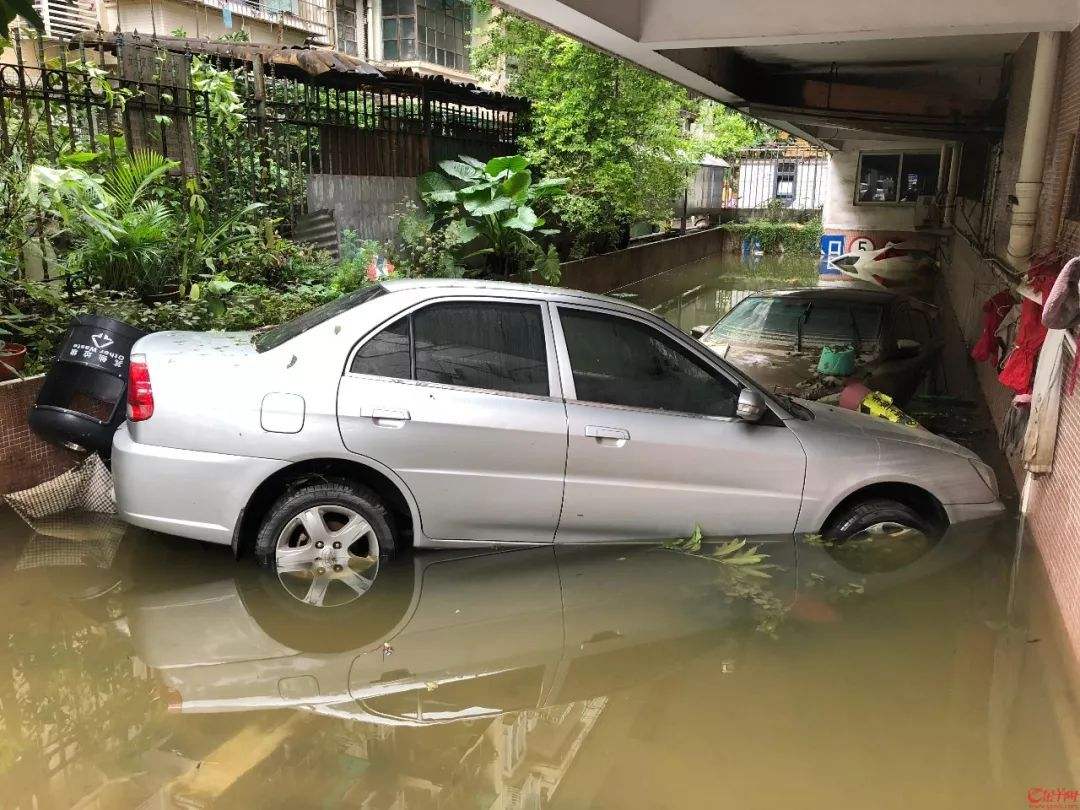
[
  {"left": 944, "top": 500, "right": 1008, "bottom": 525},
  {"left": 112, "top": 425, "right": 287, "bottom": 545}
]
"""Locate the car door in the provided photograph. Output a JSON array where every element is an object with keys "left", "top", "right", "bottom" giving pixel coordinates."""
[
  {"left": 552, "top": 303, "right": 806, "bottom": 543},
  {"left": 871, "top": 302, "right": 943, "bottom": 402},
  {"left": 337, "top": 297, "right": 568, "bottom": 543}
]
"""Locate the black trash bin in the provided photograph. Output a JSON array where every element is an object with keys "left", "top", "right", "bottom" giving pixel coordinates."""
[{"left": 29, "top": 315, "right": 147, "bottom": 456}]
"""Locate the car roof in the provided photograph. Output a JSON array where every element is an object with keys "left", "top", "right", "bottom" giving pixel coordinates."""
[{"left": 380, "top": 277, "right": 650, "bottom": 312}]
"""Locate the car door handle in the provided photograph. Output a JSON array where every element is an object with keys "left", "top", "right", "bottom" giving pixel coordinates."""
[
  {"left": 579, "top": 630, "right": 624, "bottom": 651},
  {"left": 585, "top": 425, "right": 630, "bottom": 444},
  {"left": 370, "top": 408, "right": 410, "bottom": 427}
]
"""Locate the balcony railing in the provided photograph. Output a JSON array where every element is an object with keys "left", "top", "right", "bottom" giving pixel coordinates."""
[
  {"left": 214, "top": 0, "right": 331, "bottom": 43},
  {"left": 32, "top": 0, "right": 99, "bottom": 39}
]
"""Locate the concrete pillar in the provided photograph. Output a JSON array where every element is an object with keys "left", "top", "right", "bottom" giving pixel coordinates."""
[{"left": 1006, "top": 31, "right": 1063, "bottom": 271}]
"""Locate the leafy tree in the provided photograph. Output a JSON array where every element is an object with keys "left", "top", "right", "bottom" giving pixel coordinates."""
[
  {"left": 473, "top": 14, "right": 699, "bottom": 253},
  {"left": 472, "top": 9, "right": 766, "bottom": 255},
  {"left": 699, "top": 102, "right": 776, "bottom": 159}
]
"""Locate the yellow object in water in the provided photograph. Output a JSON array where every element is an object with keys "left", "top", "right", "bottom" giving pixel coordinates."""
[{"left": 860, "top": 390, "right": 922, "bottom": 428}]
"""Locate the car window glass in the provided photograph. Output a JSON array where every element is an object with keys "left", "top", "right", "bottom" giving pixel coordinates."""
[
  {"left": 413, "top": 301, "right": 548, "bottom": 396},
  {"left": 708, "top": 297, "right": 883, "bottom": 349},
  {"left": 254, "top": 284, "right": 387, "bottom": 352},
  {"left": 350, "top": 317, "right": 410, "bottom": 378},
  {"left": 560, "top": 308, "right": 737, "bottom": 417}
]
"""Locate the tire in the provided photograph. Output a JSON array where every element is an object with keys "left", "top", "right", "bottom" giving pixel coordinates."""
[
  {"left": 823, "top": 498, "right": 939, "bottom": 544},
  {"left": 243, "top": 480, "right": 413, "bottom": 653},
  {"left": 254, "top": 479, "right": 397, "bottom": 568}
]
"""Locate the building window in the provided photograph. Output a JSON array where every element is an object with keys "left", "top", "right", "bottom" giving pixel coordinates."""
[
  {"left": 336, "top": 0, "right": 359, "bottom": 56},
  {"left": 774, "top": 161, "right": 796, "bottom": 201},
  {"left": 380, "top": 0, "right": 468, "bottom": 69},
  {"left": 381, "top": 0, "right": 471, "bottom": 70},
  {"left": 856, "top": 151, "right": 939, "bottom": 204},
  {"left": 382, "top": 0, "right": 418, "bottom": 61}
]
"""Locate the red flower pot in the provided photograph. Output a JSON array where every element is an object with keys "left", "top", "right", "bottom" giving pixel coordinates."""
[{"left": 0, "top": 342, "right": 27, "bottom": 380}]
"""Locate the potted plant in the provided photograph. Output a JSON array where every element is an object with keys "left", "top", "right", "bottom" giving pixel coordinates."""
[
  {"left": 0, "top": 338, "right": 27, "bottom": 381},
  {"left": 0, "top": 310, "right": 29, "bottom": 381}
]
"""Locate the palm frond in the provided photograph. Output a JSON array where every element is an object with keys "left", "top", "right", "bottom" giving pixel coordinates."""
[{"left": 103, "top": 150, "right": 179, "bottom": 213}]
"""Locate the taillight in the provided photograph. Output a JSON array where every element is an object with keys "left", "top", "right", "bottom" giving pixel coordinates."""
[
  {"left": 127, "top": 354, "right": 154, "bottom": 422},
  {"left": 874, "top": 247, "right": 910, "bottom": 261}
]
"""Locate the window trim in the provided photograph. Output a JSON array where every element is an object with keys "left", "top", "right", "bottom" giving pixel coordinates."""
[
  {"left": 344, "top": 295, "right": 563, "bottom": 402},
  {"left": 551, "top": 302, "right": 745, "bottom": 423},
  {"left": 774, "top": 161, "right": 797, "bottom": 201},
  {"left": 854, "top": 150, "right": 940, "bottom": 207}
]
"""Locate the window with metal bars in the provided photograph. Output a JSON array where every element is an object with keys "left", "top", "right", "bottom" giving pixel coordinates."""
[{"left": 381, "top": 0, "right": 471, "bottom": 71}]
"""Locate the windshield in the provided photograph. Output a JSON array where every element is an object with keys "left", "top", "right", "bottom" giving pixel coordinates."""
[
  {"left": 253, "top": 285, "right": 388, "bottom": 352},
  {"left": 705, "top": 296, "right": 884, "bottom": 350}
]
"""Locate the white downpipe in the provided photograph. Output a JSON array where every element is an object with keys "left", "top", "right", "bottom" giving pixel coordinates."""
[
  {"left": 943, "top": 142, "right": 961, "bottom": 227},
  {"left": 1006, "top": 31, "right": 1063, "bottom": 271}
]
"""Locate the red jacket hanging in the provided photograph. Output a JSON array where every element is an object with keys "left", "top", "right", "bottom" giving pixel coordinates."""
[
  {"left": 998, "top": 264, "right": 1059, "bottom": 395},
  {"left": 971, "top": 290, "right": 1015, "bottom": 364}
]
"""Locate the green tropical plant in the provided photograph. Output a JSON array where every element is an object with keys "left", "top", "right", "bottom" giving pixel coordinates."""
[
  {"left": 26, "top": 150, "right": 182, "bottom": 294},
  {"left": 179, "top": 177, "right": 264, "bottom": 292},
  {"left": 418, "top": 154, "right": 567, "bottom": 281}
]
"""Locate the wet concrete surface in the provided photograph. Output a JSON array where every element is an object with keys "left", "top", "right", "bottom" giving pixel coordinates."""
[{"left": 1, "top": 506, "right": 1078, "bottom": 809}]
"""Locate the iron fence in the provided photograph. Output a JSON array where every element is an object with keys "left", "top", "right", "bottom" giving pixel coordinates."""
[
  {"left": 0, "top": 29, "right": 527, "bottom": 277},
  {"left": 727, "top": 144, "right": 827, "bottom": 221}
]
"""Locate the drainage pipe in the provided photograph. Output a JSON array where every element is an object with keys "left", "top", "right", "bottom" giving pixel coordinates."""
[
  {"left": 943, "top": 142, "right": 961, "bottom": 228},
  {"left": 1006, "top": 31, "right": 1063, "bottom": 271}
]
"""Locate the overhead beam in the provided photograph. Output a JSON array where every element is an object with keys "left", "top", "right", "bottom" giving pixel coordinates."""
[
  {"left": 494, "top": 0, "right": 743, "bottom": 103},
  {"left": 636, "top": 0, "right": 1079, "bottom": 48}
]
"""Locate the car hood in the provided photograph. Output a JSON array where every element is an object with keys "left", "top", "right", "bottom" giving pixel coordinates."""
[
  {"left": 709, "top": 343, "right": 819, "bottom": 393},
  {"left": 795, "top": 398, "right": 978, "bottom": 460}
]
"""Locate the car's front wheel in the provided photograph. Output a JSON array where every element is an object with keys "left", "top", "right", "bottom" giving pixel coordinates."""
[
  {"left": 823, "top": 498, "right": 940, "bottom": 543},
  {"left": 253, "top": 480, "right": 397, "bottom": 608}
]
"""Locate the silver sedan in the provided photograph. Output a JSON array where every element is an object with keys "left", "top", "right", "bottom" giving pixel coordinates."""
[{"left": 112, "top": 279, "right": 1004, "bottom": 604}]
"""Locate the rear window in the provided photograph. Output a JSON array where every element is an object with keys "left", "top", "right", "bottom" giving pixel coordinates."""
[
  {"left": 253, "top": 285, "right": 387, "bottom": 352},
  {"left": 706, "top": 296, "right": 884, "bottom": 349}
]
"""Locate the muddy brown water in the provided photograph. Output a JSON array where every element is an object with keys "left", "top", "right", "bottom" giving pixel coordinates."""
[{"left": 2, "top": 255, "right": 1078, "bottom": 809}]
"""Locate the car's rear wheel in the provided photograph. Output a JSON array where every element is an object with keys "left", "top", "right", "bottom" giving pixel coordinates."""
[
  {"left": 823, "top": 498, "right": 940, "bottom": 544},
  {"left": 243, "top": 481, "right": 411, "bottom": 653},
  {"left": 253, "top": 480, "right": 397, "bottom": 608}
]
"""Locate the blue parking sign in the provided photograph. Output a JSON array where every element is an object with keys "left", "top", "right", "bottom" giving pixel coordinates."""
[{"left": 820, "top": 234, "right": 845, "bottom": 258}]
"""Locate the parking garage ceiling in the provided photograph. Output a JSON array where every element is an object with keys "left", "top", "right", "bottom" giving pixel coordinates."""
[{"left": 496, "top": 0, "right": 1076, "bottom": 145}]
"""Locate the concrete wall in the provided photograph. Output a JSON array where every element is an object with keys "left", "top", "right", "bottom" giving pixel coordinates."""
[
  {"left": 941, "top": 28, "right": 1080, "bottom": 665},
  {"left": 559, "top": 227, "right": 728, "bottom": 294},
  {"left": 306, "top": 175, "right": 420, "bottom": 245},
  {"left": 823, "top": 138, "right": 941, "bottom": 234}
]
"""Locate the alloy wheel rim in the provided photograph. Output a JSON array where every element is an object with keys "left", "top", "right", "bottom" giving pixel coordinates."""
[
  {"left": 855, "top": 521, "right": 924, "bottom": 542},
  {"left": 274, "top": 505, "right": 379, "bottom": 607}
]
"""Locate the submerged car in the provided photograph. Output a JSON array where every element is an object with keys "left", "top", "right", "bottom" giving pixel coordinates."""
[
  {"left": 112, "top": 279, "right": 1001, "bottom": 595},
  {"left": 828, "top": 241, "right": 936, "bottom": 288},
  {"left": 694, "top": 288, "right": 943, "bottom": 405}
]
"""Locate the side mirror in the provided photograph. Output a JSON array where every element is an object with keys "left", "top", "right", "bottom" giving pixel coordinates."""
[
  {"left": 691, "top": 324, "right": 710, "bottom": 340},
  {"left": 736, "top": 388, "right": 766, "bottom": 423}
]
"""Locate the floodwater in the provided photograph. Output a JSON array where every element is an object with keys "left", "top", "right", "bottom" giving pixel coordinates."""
[
  {"left": 608, "top": 251, "right": 826, "bottom": 332},
  {"left": 2, "top": 506, "right": 1078, "bottom": 809},
  {"left": 2, "top": 254, "right": 1079, "bottom": 809}
]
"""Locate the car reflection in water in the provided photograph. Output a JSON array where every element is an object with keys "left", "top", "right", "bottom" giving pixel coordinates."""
[{"left": 1, "top": 512, "right": 997, "bottom": 809}]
